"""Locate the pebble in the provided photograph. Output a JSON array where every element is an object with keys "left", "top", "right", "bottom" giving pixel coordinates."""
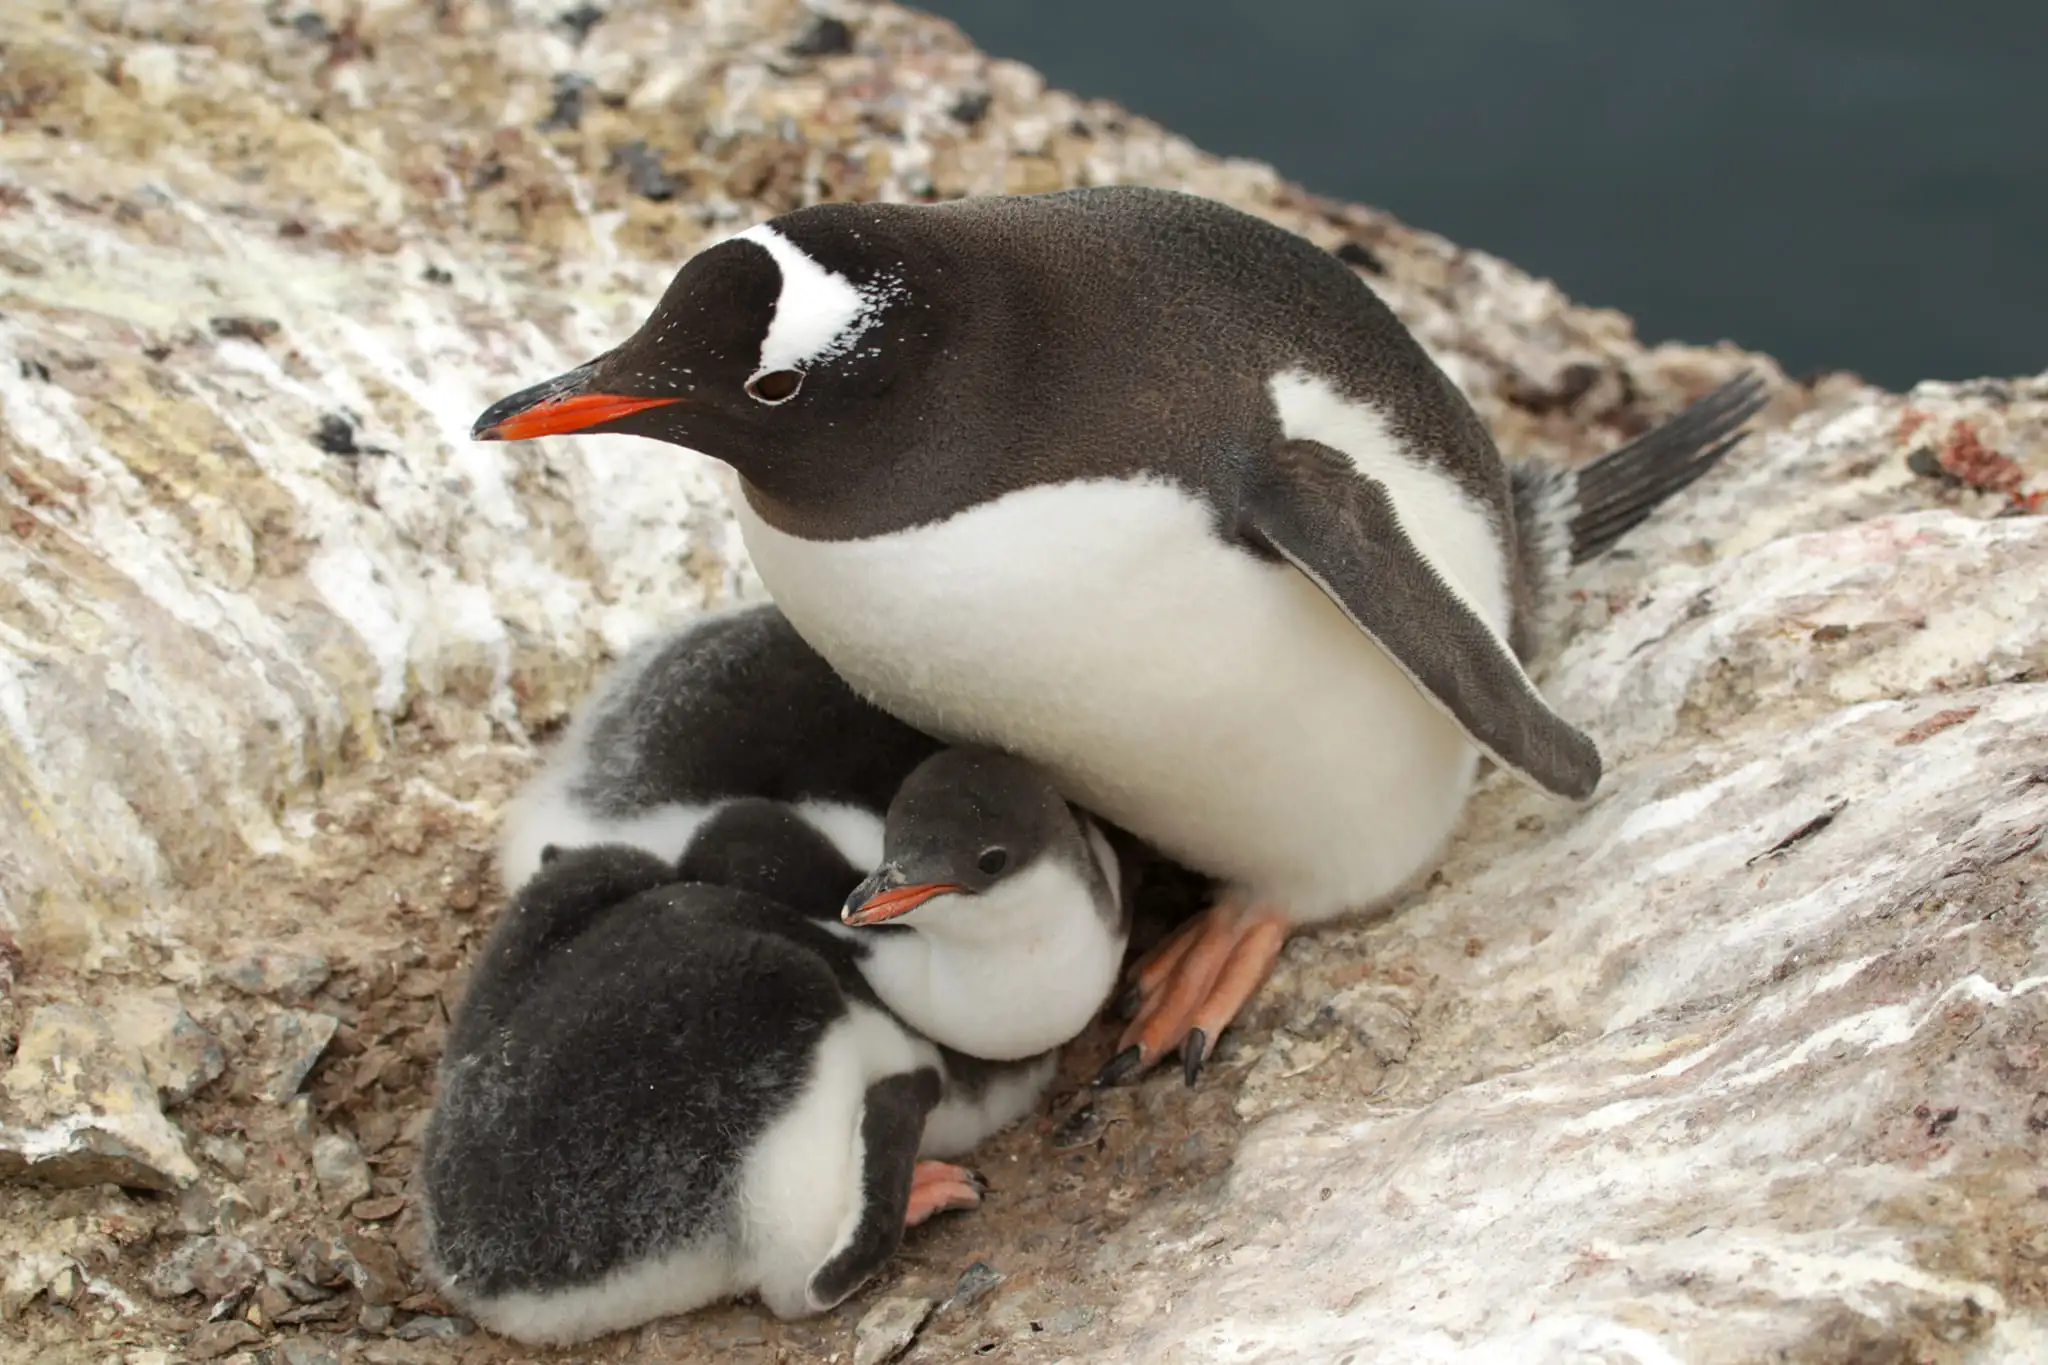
[
  {"left": 278, "top": 1342, "right": 341, "bottom": 1365},
  {"left": 947, "top": 1260, "right": 1005, "bottom": 1310},
  {"left": 218, "top": 945, "right": 331, "bottom": 1004},
  {"left": 788, "top": 15, "right": 855, "bottom": 57},
  {"left": 853, "top": 1294, "right": 936, "bottom": 1365},
  {"left": 255, "top": 1280, "right": 295, "bottom": 1322},
  {"left": 294, "top": 1232, "right": 410, "bottom": 1306},
  {"left": 294, "top": 1238, "right": 349, "bottom": 1290},
  {"left": 358, "top": 1303, "right": 394, "bottom": 1333},
  {"left": 184, "top": 1319, "right": 262, "bottom": 1359},
  {"left": 271, "top": 1266, "right": 333, "bottom": 1305},
  {"left": 255, "top": 1011, "right": 340, "bottom": 1103},
  {"left": 199, "top": 1134, "right": 249, "bottom": 1179},
  {"left": 339, "top": 1233, "right": 411, "bottom": 1305},
  {"left": 1050, "top": 1102, "right": 1109, "bottom": 1150},
  {"left": 610, "top": 141, "right": 677, "bottom": 202},
  {"left": 312, "top": 1133, "right": 373, "bottom": 1208},
  {"left": 285, "top": 1094, "right": 317, "bottom": 1144},
  {"left": 148, "top": 1234, "right": 263, "bottom": 1300},
  {"left": 0, "top": 1003, "right": 200, "bottom": 1191},
  {"left": 176, "top": 1179, "right": 224, "bottom": 1234},
  {"left": 351, "top": 1195, "right": 406, "bottom": 1223},
  {"left": 394, "top": 1314, "right": 473, "bottom": 1340},
  {"left": 274, "top": 1297, "right": 350, "bottom": 1327},
  {"left": 46, "top": 1263, "right": 83, "bottom": 1306},
  {"left": 103, "top": 991, "right": 226, "bottom": 1105}
]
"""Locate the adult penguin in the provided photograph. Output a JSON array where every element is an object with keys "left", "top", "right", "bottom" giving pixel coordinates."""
[{"left": 474, "top": 185, "right": 1767, "bottom": 1083}]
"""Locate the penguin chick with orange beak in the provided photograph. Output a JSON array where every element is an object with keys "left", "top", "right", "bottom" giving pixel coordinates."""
[{"left": 842, "top": 747, "right": 1130, "bottom": 1063}]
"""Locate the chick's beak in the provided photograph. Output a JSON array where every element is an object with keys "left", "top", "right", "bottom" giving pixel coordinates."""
[
  {"left": 843, "top": 867, "right": 964, "bottom": 927},
  {"left": 472, "top": 360, "right": 682, "bottom": 442}
]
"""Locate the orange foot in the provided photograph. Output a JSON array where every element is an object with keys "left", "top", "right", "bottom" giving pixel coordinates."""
[
  {"left": 1095, "top": 901, "right": 1289, "bottom": 1088},
  {"left": 904, "top": 1160, "right": 987, "bottom": 1227}
]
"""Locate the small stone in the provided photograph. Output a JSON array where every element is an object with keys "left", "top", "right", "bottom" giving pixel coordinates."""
[
  {"left": 312, "top": 1134, "right": 372, "bottom": 1208},
  {"left": 185, "top": 1319, "right": 262, "bottom": 1359},
  {"left": 948, "top": 90, "right": 992, "bottom": 126},
  {"left": 46, "top": 1263, "right": 83, "bottom": 1306},
  {"left": 176, "top": 1179, "right": 222, "bottom": 1234},
  {"left": 610, "top": 141, "right": 676, "bottom": 202},
  {"left": 0, "top": 1003, "right": 201, "bottom": 1191},
  {"left": 149, "top": 1234, "right": 263, "bottom": 1300},
  {"left": 294, "top": 1238, "right": 348, "bottom": 1290},
  {"left": 1333, "top": 240, "right": 1387, "bottom": 274},
  {"left": 199, "top": 1134, "right": 249, "bottom": 1179},
  {"left": 853, "top": 1294, "right": 935, "bottom": 1365},
  {"left": 339, "top": 1233, "right": 410, "bottom": 1305},
  {"left": 355, "top": 1111, "right": 399, "bottom": 1155},
  {"left": 947, "top": 1260, "right": 1004, "bottom": 1309},
  {"left": 255, "top": 1011, "right": 340, "bottom": 1103},
  {"left": 358, "top": 1303, "right": 394, "bottom": 1332},
  {"left": 311, "top": 414, "right": 360, "bottom": 459},
  {"left": 278, "top": 1341, "right": 341, "bottom": 1365},
  {"left": 219, "top": 945, "right": 331, "bottom": 1004},
  {"left": 103, "top": 992, "right": 226, "bottom": 1106},
  {"left": 554, "top": 3, "right": 605, "bottom": 44},
  {"left": 272, "top": 1266, "right": 332, "bottom": 1305},
  {"left": 255, "top": 1281, "right": 294, "bottom": 1321},
  {"left": 222, "top": 1186, "right": 262, "bottom": 1235},
  {"left": 207, "top": 315, "right": 280, "bottom": 344},
  {"left": 537, "top": 72, "right": 591, "bottom": 133},
  {"left": 276, "top": 1299, "right": 350, "bottom": 1327},
  {"left": 284, "top": 1094, "right": 316, "bottom": 1142},
  {"left": 395, "top": 1314, "right": 472, "bottom": 1340},
  {"left": 1050, "top": 1103, "right": 1107, "bottom": 1150},
  {"left": 787, "top": 15, "right": 854, "bottom": 57},
  {"left": 351, "top": 1195, "right": 406, "bottom": 1222}
]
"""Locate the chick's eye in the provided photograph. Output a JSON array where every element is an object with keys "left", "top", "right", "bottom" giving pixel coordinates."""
[
  {"left": 745, "top": 369, "right": 804, "bottom": 404},
  {"left": 977, "top": 848, "right": 1008, "bottom": 876}
]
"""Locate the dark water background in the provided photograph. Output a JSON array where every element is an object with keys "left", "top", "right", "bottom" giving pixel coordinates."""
[{"left": 920, "top": 0, "right": 2047, "bottom": 388}]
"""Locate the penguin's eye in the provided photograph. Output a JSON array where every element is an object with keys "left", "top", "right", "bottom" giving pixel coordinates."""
[
  {"left": 977, "top": 848, "right": 1009, "bottom": 876},
  {"left": 745, "top": 369, "right": 804, "bottom": 404}
]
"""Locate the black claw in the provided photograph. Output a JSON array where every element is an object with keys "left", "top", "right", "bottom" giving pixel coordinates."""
[
  {"left": 1093, "top": 1044, "right": 1145, "bottom": 1088},
  {"left": 1182, "top": 1028, "right": 1208, "bottom": 1087},
  {"left": 964, "top": 1167, "right": 991, "bottom": 1193}
]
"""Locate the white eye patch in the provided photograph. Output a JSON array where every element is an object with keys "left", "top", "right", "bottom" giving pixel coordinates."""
[{"left": 735, "top": 224, "right": 897, "bottom": 378}]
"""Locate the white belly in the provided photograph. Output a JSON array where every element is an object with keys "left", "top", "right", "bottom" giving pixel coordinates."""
[{"left": 735, "top": 477, "right": 1487, "bottom": 921}]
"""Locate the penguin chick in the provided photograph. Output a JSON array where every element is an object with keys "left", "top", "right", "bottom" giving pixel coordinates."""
[
  {"left": 842, "top": 747, "right": 1130, "bottom": 1062},
  {"left": 420, "top": 839, "right": 1008, "bottom": 1346},
  {"left": 671, "top": 792, "right": 1085, "bottom": 1153},
  {"left": 497, "top": 601, "right": 940, "bottom": 894}
]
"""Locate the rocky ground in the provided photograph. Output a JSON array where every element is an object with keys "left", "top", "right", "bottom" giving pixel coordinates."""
[{"left": 2, "top": 2, "right": 2045, "bottom": 1363}]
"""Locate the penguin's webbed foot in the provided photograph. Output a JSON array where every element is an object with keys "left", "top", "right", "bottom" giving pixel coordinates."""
[
  {"left": 904, "top": 1160, "right": 987, "bottom": 1227},
  {"left": 1093, "top": 901, "right": 1288, "bottom": 1088}
]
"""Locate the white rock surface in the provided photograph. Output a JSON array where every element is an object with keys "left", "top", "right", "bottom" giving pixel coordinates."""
[{"left": 1094, "top": 391, "right": 2048, "bottom": 1364}]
